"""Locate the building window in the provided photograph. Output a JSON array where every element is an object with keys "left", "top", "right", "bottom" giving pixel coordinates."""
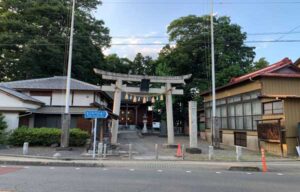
[
  {"left": 234, "top": 132, "right": 247, "bottom": 147},
  {"left": 228, "top": 105, "right": 235, "bottom": 129},
  {"left": 205, "top": 108, "right": 211, "bottom": 129},
  {"left": 263, "top": 101, "right": 283, "bottom": 115},
  {"left": 204, "top": 91, "right": 262, "bottom": 131}
]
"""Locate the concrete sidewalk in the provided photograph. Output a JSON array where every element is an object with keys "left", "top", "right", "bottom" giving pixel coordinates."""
[{"left": 0, "top": 154, "right": 299, "bottom": 171}]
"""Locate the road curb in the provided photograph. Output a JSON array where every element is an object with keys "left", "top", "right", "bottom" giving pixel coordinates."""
[{"left": 0, "top": 160, "right": 104, "bottom": 167}]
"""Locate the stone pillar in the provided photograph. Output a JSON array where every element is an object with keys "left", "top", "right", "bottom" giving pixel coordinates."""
[
  {"left": 111, "top": 79, "right": 122, "bottom": 144},
  {"left": 189, "top": 101, "right": 198, "bottom": 148},
  {"left": 165, "top": 83, "right": 174, "bottom": 145}
]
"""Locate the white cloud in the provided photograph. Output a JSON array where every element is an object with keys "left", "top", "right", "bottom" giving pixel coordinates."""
[{"left": 104, "top": 34, "right": 166, "bottom": 59}]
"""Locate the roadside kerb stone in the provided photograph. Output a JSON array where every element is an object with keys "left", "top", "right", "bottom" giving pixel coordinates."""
[{"left": 228, "top": 166, "right": 260, "bottom": 172}]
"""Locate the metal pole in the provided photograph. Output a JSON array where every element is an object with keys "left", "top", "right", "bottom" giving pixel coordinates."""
[
  {"left": 182, "top": 144, "right": 185, "bottom": 160},
  {"left": 61, "top": 0, "right": 75, "bottom": 148},
  {"left": 93, "top": 118, "right": 97, "bottom": 159},
  {"left": 210, "top": 0, "right": 219, "bottom": 148}
]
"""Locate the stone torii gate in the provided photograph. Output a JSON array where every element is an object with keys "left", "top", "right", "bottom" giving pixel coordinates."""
[{"left": 94, "top": 69, "right": 192, "bottom": 145}]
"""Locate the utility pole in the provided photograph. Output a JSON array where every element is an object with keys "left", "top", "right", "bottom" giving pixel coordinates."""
[
  {"left": 61, "top": 0, "right": 75, "bottom": 148},
  {"left": 210, "top": 0, "right": 220, "bottom": 148}
]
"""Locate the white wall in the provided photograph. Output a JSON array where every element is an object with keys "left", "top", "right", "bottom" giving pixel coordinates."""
[
  {"left": 51, "top": 91, "right": 71, "bottom": 106},
  {"left": 31, "top": 96, "right": 51, "bottom": 105},
  {"left": 73, "top": 92, "right": 94, "bottom": 106},
  {"left": 2, "top": 112, "right": 19, "bottom": 131},
  {"left": 0, "top": 92, "right": 24, "bottom": 107},
  {"left": 0, "top": 92, "right": 40, "bottom": 109}
]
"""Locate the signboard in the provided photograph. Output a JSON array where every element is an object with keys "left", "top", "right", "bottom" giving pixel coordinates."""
[
  {"left": 84, "top": 110, "right": 108, "bottom": 119},
  {"left": 257, "top": 123, "right": 282, "bottom": 142},
  {"left": 152, "top": 122, "right": 160, "bottom": 129}
]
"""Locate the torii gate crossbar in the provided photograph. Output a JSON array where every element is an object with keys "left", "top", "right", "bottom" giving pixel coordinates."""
[{"left": 94, "top": 68, "right": 192, "bottom": 145}]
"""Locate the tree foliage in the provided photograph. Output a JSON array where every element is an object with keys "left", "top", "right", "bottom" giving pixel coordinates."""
[
  {"left": 251, "top": 57, "right": 269, "bottom": 72},
  {"left": 153, "top": 14, "right": 257, "bottom": 114},
  {"left": 0, "top": 0, "right": 110, "bottom": 84},
  {"left": 158, "top": 15, "right": 256, "bottom": 91},
  {"left": 129, "top": 53, "right": 156, "bottom": 75},
  {"left": 104, "top": 54, "right": 131, "bottom": 74}
]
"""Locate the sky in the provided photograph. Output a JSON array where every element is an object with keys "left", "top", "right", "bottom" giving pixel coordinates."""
[{"left": 94, "top": 0, "right": 300, "bottom": 64}]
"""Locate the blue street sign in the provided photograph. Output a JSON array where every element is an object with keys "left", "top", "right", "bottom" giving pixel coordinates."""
[{"left": 84, "top": 110, "right": 108, "bottom": 119}]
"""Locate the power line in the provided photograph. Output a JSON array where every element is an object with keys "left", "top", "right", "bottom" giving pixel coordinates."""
[
  {"left": 2, "top": 39, "right": 300, "bottom": 46},
  {"left": 102, "top": 0, "right": 300, "bottom": 5},
  {"left": 275, "top": 25, "right": 300, "bottom": 41},
  {"left": 2, "top": 31, "right": 300, "bottom": 39}
]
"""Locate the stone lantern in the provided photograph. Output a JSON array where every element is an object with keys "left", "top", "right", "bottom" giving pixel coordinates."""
[{"left": 142, "top": 113, "right": 148, "bottom": 134}]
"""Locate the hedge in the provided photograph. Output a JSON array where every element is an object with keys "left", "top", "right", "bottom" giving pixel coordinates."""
[{"left": 8, "top": 127, "right": 89, "bottom": 146}]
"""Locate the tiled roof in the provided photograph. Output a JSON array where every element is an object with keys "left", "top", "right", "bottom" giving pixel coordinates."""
[
  {"left": 230, "top": 57, "right": 293, "bottom": 83},
  {"left": 201, "top": 57, "right": 299, "bottom": 96},
  {"left": 0, "top": 86, "right": 43, "bottom": 104},
  {"left": 0, "top": 76, "right": 101, "bottom": 91}
]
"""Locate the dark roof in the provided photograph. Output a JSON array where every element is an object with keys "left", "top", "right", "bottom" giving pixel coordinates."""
[
  {"left": 0, "top": 76, "right": 101, "bottom": 91},
  {"left": 0, "top": 86, "right": 43, "bottom": 104},
  {"left": 201, "top": 57, "right": 298, "bottom": 96}
]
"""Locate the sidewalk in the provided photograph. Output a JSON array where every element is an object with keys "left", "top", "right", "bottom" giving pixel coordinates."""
[
  {"left": 1, "top": 135, "right": 298, "bottom": 163},
  {"left": 0, "top": 154, "right": 299, "bottom": 170}
]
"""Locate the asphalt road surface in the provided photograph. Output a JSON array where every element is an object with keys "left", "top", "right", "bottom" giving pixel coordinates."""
[{"left": 0, "top": 164, "right": 300, "bottom": 192}]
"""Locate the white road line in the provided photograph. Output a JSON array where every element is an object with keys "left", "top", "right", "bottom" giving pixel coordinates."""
[
  {"left": 277, "top": 173, "right": 284, "bottom": 176},
  {"left": 75, "top": 168, "right": 80, "bottom": 170},
  {"left": 186, "top": 170, "right": 192, "bottom": 173},
  {"left": 1, "top": 165, "right": 7, "bottom": 168},
  {"left": 216, "top": 172, "right": 222, "bottom": 174},
  {"left": 50, "top": 167, "right": 55, "bottom": 170},
  {"left": 23, "top": 166, "right": 30, "bottom": 169},
  {"left": 129, "top": 169, "right": 135, "bottom": 171},
  {"left": 157, "top": 170, "right": 163, "bottom": 172},
  {"left": 103, "top": 168, "right": 108, "bottom": 171},
  {"left": 246, "top": 172, "right": 252, "bottom": 175}
]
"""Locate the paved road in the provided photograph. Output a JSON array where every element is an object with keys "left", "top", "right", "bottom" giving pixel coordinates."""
[{"left": 0, "top": 164, "right": 300, "bottom": 192}]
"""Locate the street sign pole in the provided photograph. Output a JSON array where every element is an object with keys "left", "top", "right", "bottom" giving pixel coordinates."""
[
  {"left": 93, "top": 118, "right": 97, "bottom": 159},
  {"left": 84, "top": 110, "right": 108, "bottom": 158}
]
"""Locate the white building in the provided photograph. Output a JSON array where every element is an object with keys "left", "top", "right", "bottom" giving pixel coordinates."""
[{"left": 0, "top": 76, "right": 112, "bottom": 132}]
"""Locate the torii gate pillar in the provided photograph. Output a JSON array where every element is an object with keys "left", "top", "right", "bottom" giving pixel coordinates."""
[
  {"left": 111, "top": 79, "right": 122, "bottom": 144},
  {"left": 165, "top": 83, "right": 174, "bottom": 145}
]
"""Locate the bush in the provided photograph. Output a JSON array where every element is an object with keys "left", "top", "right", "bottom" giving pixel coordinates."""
[
  {"left": 69, "top": 128, "right": 90, "bottom": 146},
  {"left": 8, "top": 127, "right": 89, "bottom": 147},
  {"left": 0, "top": 113, "right": 8, "bottom": 144}
]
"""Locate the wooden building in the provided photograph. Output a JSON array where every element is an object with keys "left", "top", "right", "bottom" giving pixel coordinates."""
[
  {"left": 201, "top": 58, "right": 300, "bottom": 155},
  {"left": 0, "top": 76, "right": 113, "bottom": 133}
]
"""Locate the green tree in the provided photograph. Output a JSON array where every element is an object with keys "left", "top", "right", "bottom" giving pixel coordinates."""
[
  {"left": 251, "top": 57, "right": 269, "bottom": 72},
  {"left": 159, "top": 15, "right": 256, "bottom": 89},
  {"left": 0, "top": 0, "right": 110, "bottom": 84},
  {"left": 0, "top": 113, "right": 8, "bottom": 144},
  {"left": 130, "top": 53, "right": 156, "bottom": 75},
  {"left": 105, "top": 54, "right": 132, "bottom": 74}
]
